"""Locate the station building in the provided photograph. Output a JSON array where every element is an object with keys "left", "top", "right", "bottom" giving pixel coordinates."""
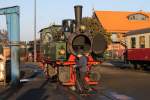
[{"left": 94, "top": 10, "right": 150, "bottom": 58}]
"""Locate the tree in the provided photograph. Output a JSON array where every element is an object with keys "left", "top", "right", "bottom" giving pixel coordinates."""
[
  {"left": 40, "top": 25, "right": 62, "bottom": 45},
  {"left": 81, "top": 17, "right": 111, "bottom": 44},
  {"left": 49, "top": 25, "right": 62, "bottom": 41}
]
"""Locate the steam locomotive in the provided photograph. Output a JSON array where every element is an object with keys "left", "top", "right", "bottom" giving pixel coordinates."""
[{"left": 40, "top": 5, "right": 107, "bottom": 89}]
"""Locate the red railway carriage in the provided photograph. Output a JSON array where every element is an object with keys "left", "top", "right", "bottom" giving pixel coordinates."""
[
  {"left": 126, "top": 48, "right": 150, "bottom": 69},
  {"left": 125, "top": 28, "right": 150, "bottom": 69},
  {"left": 128, "top": 48, "right": 150, "bottom": 61}
]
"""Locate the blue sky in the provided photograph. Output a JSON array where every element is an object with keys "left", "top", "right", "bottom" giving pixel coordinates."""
[{"left": 0, "top": 0, "right": 150, "bottom": 41}]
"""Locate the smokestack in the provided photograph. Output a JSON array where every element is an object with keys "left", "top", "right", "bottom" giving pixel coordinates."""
[{"left": 74, "top": 5, "right": 82, "bottom": 32}]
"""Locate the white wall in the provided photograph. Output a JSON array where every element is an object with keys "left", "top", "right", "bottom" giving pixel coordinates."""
[{"left": 126, "top": 32, "right": 150, "bottom": 49}]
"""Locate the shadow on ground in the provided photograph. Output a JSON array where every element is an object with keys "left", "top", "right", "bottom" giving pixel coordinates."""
[{"left": 17, "top": 80, "right": 49, "bottom": 100}]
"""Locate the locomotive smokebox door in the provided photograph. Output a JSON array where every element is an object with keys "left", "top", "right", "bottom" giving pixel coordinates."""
[
  {"left": 92, "top": 33, "right": 107, "bottom": 54},
  {"left": 67, "top": 33, "right": 92, "bottom": 55}
]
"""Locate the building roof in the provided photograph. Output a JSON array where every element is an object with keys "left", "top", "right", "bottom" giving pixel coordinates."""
[
  {"left": 95, "top": 11, "right": 150, "bottom": 33},
  {"left": 126, "top": 27, "right": 150, "bottom": 36}
]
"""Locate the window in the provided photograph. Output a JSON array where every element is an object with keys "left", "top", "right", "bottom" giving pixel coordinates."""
[
  {"left": 139, "top": 36, "right": 145, "bottom": 48},
  {"left": 149, "top": 35, "right": 150, "bottom": 48},
  {"left": 111, "top": 33, "right": 118, "bottom": 42},
  {"left": 128, "top": 13, "right": 149, "bottom": 21},
  {"left": 132, "top": 16, "right": 135, "bottom": 20},
  {"left": 131, "top": 37, "right": 136, "bottom": 48},
  {"left": 142, "top": 17, "right": 145, "bottom": 20}
]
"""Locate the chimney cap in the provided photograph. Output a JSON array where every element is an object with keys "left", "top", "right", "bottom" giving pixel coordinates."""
[{"left": 74, "top": 5, "right": 83, "bottom": 8}]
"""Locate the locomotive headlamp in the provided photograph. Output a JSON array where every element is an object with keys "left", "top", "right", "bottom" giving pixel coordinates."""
[
  {"left": 80, "top": 25, "right": 86, "bottom": 32},
  {"left": 59, "top": 49, "right": 66, "bottom": 55}
]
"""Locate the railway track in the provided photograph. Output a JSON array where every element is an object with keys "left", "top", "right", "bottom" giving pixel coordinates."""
[
  {"left": 19, "top": 63, "right": 134, "bottom": 100},
  {"left": 60, "top": 85, "right": 122, "bottom": 100},
  {"left": 100, "top": 91, "right": 121, "bottom": 100}
]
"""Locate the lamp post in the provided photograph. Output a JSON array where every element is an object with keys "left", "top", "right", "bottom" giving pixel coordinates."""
[{"left": 34, "top": 0, "right": 37, "bottom": 62}]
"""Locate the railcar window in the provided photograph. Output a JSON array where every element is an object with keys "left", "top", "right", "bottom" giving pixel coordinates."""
[
  {"left": 149, "top": 35, "right": 150, "bottom": 48},
  {"left": 0, "top": 44, "right": 3, "bottom": 54},
  {"left": 139, "top": 36, "right": 145, "bottom": 48},
  {"left": 131, "top": 37, "right": 136, "bottom": 48}
]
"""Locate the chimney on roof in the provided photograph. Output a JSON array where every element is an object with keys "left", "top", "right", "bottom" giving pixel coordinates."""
[{"left": 139, "top": 10, "right": 143, "bottom": 12}]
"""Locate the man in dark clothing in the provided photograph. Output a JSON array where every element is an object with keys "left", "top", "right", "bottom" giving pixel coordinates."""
[{"left": 75, "top": 53, "right": 89, "bottom": 92}]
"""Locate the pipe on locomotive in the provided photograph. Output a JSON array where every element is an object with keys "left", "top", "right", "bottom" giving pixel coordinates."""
[{"left": 74, "top": 5, "right": 82, "bottom": 32}]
